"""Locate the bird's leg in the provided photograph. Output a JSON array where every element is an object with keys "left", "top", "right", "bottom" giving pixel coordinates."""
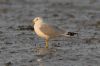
[{"left": 45, "top": 39, "right": 49, "bottom": 48}]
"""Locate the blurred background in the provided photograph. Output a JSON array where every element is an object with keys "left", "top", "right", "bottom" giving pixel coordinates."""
[{"left": 0, "top": 0, "right": 100, "bottom": 66}]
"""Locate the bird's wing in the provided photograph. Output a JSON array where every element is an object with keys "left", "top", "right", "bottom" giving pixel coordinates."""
[{"left": 40, "top": 23, "right": 65, "bottom": 37}]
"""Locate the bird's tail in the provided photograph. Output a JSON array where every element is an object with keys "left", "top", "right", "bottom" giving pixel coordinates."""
[
  {"left": 62, "top": 32, "right": 78, "bottom": 37},
  {"left": 67, "top": 32, "right": 78, "bottom": 36}
]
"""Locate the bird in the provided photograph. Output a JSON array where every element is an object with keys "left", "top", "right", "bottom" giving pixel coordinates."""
[{"left": 32, "top": 17, "right": 77, "bottom": 48}]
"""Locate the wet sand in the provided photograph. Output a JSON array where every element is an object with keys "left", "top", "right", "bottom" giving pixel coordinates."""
[{"left": 0, "top": 0, "right": 100, "bottom": 66}]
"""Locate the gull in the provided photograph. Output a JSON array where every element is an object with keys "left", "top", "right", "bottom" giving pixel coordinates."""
[{"left": 32, "top": 17, "right": 77, "bottom": 48}]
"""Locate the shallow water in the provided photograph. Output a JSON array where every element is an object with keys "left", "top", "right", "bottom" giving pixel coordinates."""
[{"left": 0, "top": 0, "right": 100, "bottom": 66}]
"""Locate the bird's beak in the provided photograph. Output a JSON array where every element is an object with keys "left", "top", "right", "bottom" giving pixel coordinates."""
[{"left": 32, "top": 19, "right": 35, "bottom": 25}]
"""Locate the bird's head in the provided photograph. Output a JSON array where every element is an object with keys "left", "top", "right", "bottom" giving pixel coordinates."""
[{"left": 32, "top": 17, "right": 43, "bottom": 25}]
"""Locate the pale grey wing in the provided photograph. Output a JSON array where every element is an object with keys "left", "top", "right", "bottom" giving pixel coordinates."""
[
  {"left": 49, "top": 24, "right": 65, "bottom": 33},
  {"left": 40, "top": 24, "right": 65, "bottom": 37}
]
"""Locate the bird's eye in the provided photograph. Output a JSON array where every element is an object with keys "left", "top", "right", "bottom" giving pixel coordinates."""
[
  {"left": 35, "top": 18, "right": 39, "bottom": 21},
  {"left": 36, "top": 18, "right": 38, "bottom": 21},
  {"left": 33, "top": 17, "right": 40, "bottom": 22}
]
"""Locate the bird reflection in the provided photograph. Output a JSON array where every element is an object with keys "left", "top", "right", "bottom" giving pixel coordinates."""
[
  {"left": 33, "top": 47, "right": 56, "bottom": 56},
  {"left": 33, "top": 47, "right": 56, "bottom": 66},
  {"left": 37, "top": 58, "right": 45, "bottom": 66}
]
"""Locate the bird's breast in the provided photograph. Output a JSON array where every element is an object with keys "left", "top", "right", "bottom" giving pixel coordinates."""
[{"left": 34, "top": 24, "right": 49, "bottom": 39}]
